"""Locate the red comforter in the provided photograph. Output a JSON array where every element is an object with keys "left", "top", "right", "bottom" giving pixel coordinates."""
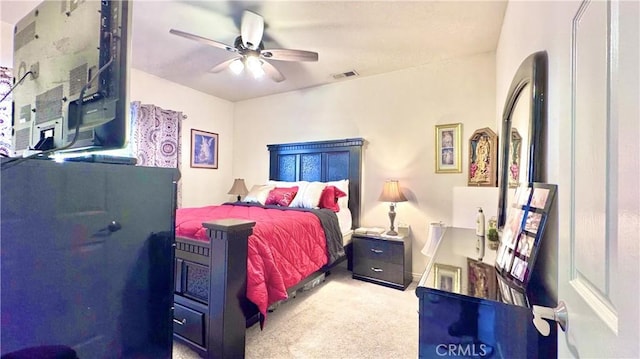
[{"left": 175, "top": 204, "right": 329, "bottom": 318}]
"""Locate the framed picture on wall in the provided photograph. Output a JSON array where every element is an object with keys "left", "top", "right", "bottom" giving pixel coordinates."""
[
  {"left": 435, "top": 123, "right": 462, "bottom": 173},
  {"left": 190, "top": 129, "right": 219, "bottom": 169},
  {"left": 467, "top": 127, "right": 498, "bottom": 186}
]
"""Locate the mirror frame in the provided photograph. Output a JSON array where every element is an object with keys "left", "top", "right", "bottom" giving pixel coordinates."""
[{"left": 497, "top": 51, "right": 548, "bottom": 229}]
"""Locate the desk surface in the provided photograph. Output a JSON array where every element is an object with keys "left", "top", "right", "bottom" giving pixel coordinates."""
[{"left": 416, "top": 227, "right": 538, "bottom": 307}]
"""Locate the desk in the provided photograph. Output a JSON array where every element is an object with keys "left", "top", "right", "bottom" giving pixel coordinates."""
[{"left": 415, "top": 227, "right": 556, "bottom": 358}]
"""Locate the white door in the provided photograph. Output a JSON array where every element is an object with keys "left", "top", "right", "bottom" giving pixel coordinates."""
[{"left": 559, "top": 0, "right": 639, "bottom": 357}]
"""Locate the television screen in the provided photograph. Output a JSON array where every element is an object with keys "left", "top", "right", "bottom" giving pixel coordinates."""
[{"left": 11, "top": 0, "right": 131, "bottom": 157}]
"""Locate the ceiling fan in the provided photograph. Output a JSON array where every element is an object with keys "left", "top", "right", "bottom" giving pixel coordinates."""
[{"left": 169, "top": 10, "right": 319, "bottom": 83}]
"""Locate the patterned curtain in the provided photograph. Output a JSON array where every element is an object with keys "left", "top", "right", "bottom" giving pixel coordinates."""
[
  {"left": 131, "top": 101, "right": 184, "bottom": 207},
  {"left": 0, "top": 67, "right": 13, "bottom": 156}
]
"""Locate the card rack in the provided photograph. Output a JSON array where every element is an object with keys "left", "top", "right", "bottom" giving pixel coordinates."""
[{"left": 495, "top": 182, "right": 557, "bottom": 287}]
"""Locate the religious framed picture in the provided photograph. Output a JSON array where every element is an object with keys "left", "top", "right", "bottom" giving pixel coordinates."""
[
  {"left": 467, "top": 258, "right": 498, "bottom": 300},
  {"left": 467, "top": 127, "right": 498, "bottom": 186},
  {"left": 508, "top": 128, "right": 522, "bottom": 188},
  {"left": 433, "top": 263, "right": 461, "bottom": 293},
  {"left": 190, "top": 129, "right": 219, "bottom": 169},
  {"left": 435, "top": 123, "right": 462, "bottom": 173}
]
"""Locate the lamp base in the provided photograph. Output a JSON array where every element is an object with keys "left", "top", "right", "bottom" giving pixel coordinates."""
[{"left": 387, "top": 203, "right": 398, "bottom": 236}]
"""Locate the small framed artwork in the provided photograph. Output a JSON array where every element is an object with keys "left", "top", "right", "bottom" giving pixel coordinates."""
[
  {"left": 467, "top": 258, "right": 498, "bottom": 300},
  {"left": 497, "top": 275, "right": 513, "bottom": 304},
  {"left": 467, "top": 127, "right": 498, "bottom": 186},
  {"left": 191, "top": 129, "right": 219, "bottom": 169},
  {"left": 510, "top": 256, "right": 528, "bottom": 282},
  {"left": 435, "top": 123, "right": 462, "bottom": 173},
  {"left": 529, "top": 186, "right": 551, "bottom": 209},
  {"left": 508, "top": 128, "right": 523, "bottom": 188},
  {"left": 524, "top": 212, "right": 543, "bottom": 234},
  {"left": 515, "top": 232, "right": 535, "bottom": 257},
  {"left": 496, "top": 182, "right": 557, "bottom": 286},
  {"left": 510, "top": 287, "right": 528, "bottom": 307},
  {"left": 433, "top": 263, "right": 461, "bottom": 293}
]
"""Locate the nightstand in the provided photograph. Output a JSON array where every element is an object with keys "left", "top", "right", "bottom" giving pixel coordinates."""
[{"left": 352, "top": 232, "right": 412, "bottom": 290}]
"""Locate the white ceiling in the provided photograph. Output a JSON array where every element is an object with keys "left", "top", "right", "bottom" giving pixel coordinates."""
[{"left": 1, "top": 1, "right": 507, "bottom": 102}]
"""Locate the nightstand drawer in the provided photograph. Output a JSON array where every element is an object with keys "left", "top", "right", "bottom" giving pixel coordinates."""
[
  {"left": 353, "top": 258, "right": 404, "bottom": 284},
  {"left": 173, "top": 303, "right": 204, "bottom": 346},
  {"left": 353, "top": 236, "right": 404, "bottom": 265}
]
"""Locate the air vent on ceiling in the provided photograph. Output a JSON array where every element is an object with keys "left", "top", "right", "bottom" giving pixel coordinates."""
[{"left": 332, "top": 70, "right": 359, "bottom": 80}]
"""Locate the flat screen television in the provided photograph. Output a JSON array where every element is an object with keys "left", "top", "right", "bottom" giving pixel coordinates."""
[{"left": 10, "top": 0, "right": 131, "bottom": 157}]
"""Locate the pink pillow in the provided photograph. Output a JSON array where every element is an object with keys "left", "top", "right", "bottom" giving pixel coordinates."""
[
  {"left": 265, "top": 186, "right": 299, "bottom": 207},
  {"left": 318, "top": 185, "right": 347, "bottom": 212}
]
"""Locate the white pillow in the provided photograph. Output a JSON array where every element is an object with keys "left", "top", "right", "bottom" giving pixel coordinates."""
[
  {"left": 243, "top": 184, "right": 275, "bottom": 205},
  {"left": 336, "top": 207, "right": 353, "bottom": 235},
  {"left": 296, "top": 182, "right": 326, "bottom": 208}
]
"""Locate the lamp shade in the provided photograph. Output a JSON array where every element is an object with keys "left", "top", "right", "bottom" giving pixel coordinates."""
[
  {"left": 378, "top": 180, "right": 408, "bottom": 203},
  {"left": 228, "top": 178, "right": 249, "bottom": 196}
]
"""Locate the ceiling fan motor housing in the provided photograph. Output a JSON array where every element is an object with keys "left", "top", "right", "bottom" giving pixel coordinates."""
[{"left": 234, "top": 36, "right": 264, "bottom": 55}]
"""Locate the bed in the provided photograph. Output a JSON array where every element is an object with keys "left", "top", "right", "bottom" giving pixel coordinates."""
[{"left": 172, "top": 138, "right": 364, "bottom": 358}]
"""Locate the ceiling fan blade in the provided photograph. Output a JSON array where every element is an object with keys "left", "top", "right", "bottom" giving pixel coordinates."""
[
  {"left": 261, "top": 60, "right": 285, "bottom": 83},
  {"left": 169, "top": 29, "right": 237, "bottom": 53},
  {"left": 209, "top": 57, "right": 242, "bottom": 73},
  {"left": 261, "top": 49, "right": 319, "bottom": 62},
  {"left": 240, "top": 10, "right": 264, "bottom": 50}
]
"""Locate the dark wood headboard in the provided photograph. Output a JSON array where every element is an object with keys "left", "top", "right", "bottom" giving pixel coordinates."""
[{"left": 267, "top": 138, "right": 364, "bottom": 229}]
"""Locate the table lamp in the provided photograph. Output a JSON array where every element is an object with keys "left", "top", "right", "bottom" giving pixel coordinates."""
[
  {"left": 227, "top": 178, "right": 248, "bottom": 201},
  {"left": 379, "top": 180, "right": 408, "bottom": 236}
]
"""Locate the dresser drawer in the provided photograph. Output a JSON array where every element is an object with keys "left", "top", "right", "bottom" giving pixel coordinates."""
[
  {"left": 353, "top": 236, "right": 404, "bottom": 265},
  {"left": 353, "top": 258, "right": 404, "bottom": 284},
  {"left": 173, "top": 303, "right": 204, "bottom": 347}
]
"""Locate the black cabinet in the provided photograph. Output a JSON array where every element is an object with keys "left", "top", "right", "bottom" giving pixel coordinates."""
[
  {"left": 352, "top": 233, "right": 412, "bottom": 290},
  {"left": 415, "top": 227, "right": 556, "bottom": 358},
  {"left": 1, "top": 159, "right": 177, "bottom": 358}
]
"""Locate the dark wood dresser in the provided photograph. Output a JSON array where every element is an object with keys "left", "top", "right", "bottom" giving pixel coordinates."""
[
  {"left": 415, "top": 227, "right": 557, "bottom": 358},
  {"left": 1, "top": 159, "right": 177, "bottom": 358}
]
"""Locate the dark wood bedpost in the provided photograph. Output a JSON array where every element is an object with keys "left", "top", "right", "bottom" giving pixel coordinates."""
[{"left": 203, "top": 219, "right": 256, "bottom": 359}]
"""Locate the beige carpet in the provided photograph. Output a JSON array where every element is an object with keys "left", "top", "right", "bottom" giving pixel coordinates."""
[{"left": 173, "top": 262, "right": 419, "bottom": 358}]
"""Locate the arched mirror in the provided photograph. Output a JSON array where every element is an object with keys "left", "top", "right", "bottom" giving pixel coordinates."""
[{"left": 497, "top": 51, "right": 548, "bottom": 229}]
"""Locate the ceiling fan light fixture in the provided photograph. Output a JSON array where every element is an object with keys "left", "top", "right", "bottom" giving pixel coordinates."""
[
  {"left": 229, "top": 58, "right": 245, "bottom": 74},
  {"left": 246, "top": 56, "right": 265, "bottom": 78},
  {"left": 171, "top": 10, "right": 316, "bottom": 83}
]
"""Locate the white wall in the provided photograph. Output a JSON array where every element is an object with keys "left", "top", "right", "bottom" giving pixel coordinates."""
[
  {"left": 1, "top": 21, "right": 13, "bottom": 67},
  {"left": 130, "top": 69, "right": 236, "bottom": 207},
  {"left": 233, "top": 52, "right": 498, "bottom": 276}
]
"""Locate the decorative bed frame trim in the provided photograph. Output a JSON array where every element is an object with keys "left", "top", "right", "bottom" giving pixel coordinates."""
[
  {"left": 267, "top": 137, "right": 364, "bottom": 228},
  {"left": 173, "top": 138, "right": 365, "bottom": 358}
]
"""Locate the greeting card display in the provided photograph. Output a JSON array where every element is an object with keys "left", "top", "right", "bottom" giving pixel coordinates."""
[{"left": 495, "top": 182, "right": 557, "bottom": 286}]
